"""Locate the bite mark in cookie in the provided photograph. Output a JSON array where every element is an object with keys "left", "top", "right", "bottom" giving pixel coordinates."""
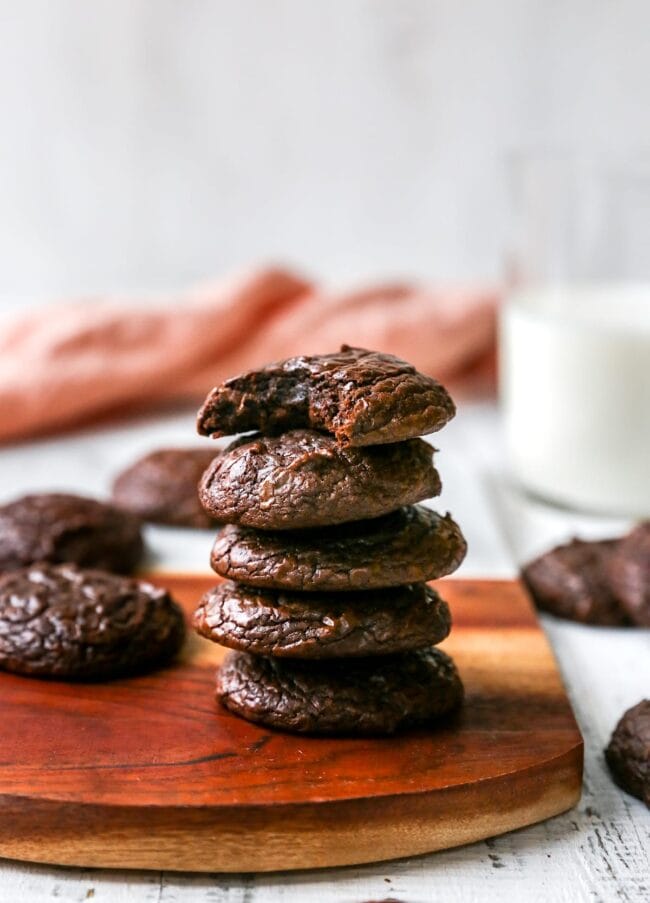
[{"left": 197, "top": 345, "right": 455, "bottom": 446}]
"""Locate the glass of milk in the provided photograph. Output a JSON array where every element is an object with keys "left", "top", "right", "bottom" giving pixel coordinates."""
[{"left": 500, "top": 154, "right": 650, "bottom": 516}]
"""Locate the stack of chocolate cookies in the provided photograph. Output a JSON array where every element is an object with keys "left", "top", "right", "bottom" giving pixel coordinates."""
[{"left": 193, "top": 346, "right": 467, "bottom": 735}]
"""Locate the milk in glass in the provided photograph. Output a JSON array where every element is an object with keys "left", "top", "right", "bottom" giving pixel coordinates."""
[{"left": 501, "top": 284, "right": 650, "bottom": 515}]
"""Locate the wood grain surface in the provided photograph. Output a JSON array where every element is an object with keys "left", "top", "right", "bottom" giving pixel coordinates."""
[{"left": 0, "top": 577, "right": 583, "bottom": 873}]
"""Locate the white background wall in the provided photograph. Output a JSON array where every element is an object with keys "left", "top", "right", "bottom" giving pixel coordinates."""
[{"left": 1, "top": 0, "right": 649, "bottom": 300}]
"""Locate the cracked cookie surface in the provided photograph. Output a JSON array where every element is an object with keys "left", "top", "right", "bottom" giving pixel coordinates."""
[
  {"left": 197, "top": 345, "right": 455, "bottom": 446},
  {"left": 211, "top": 505, "right": 466, "bottom": 591},
  {"left": 521, "top": 538, "right": 627, "bottom": 625},
  {"left": 0, "top": 493, "right": 144, "bottom": 574},
  {"left": 0, "top": 563, "right": 185, "bottom": 679},
  {"left": 605, "top": 700, "right": 650, "bottom": 806},
  {"left": 194, "top": 580, "right": 451, "bottom": 658},
  {"left": 216, "top": 646, "right": 463, "bottom": 735},
  {"left": 112, "top": 447, "right": 220, "bottom": 528},
  {"left": 199, "top": 430, "right": 441, "bottom": 530}
]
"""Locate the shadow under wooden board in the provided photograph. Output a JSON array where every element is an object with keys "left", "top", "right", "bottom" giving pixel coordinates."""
[{"left": 0, "top": 577, "right": 583, "bottom": 873}]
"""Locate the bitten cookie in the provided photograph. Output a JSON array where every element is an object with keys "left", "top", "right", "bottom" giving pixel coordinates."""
[
  {"left": 194, "top": 581, "right": 451, "bottom": 658},
  {"left": 521, "top": 538, "right": 627, "bottom": 625},
  {"left": 211, "top": 505, "right": 466, "bottom": 591},
  {"left": 605, "top": 700, "right": 650, "bottom": 807},
  {"left": 606, "top": 523, "right": 650, "bottom": 626},
  {"left": 0, "top": 493, "right": 144, "bottom": 574},
  {"left": 216, "top": 647, "right": 463, "bottom": 735},
  {"left": 197, "top": 345, "right": 455, "bottom": 446},
  {"left": 112, "top": 448, "right": 219, "bottom": 528},
  {"left": 199, "top": 430, "right": 441, "bottom": 530},
  {"left": 0, "top": 563, "right": 185, "bottom": 679}
]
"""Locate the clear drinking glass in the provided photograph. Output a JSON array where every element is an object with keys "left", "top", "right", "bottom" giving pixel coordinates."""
[{"left": 500, "top": 153, "right": 650, "bottom": 517}]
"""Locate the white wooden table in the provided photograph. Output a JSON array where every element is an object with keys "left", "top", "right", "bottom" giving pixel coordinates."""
[{"left": 0, "top": 402, "right": 647, "bottom": 903}]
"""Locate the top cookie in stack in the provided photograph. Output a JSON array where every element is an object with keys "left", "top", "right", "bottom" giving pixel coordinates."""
[
  {"left": 197, "top": 345, "right": 456, "bottom": 446},
  {"left": 194, "top": 346, "right": 467, "bottom": 735}
]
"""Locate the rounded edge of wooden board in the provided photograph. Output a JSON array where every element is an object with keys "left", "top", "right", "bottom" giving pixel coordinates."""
[{"left": 0, "top": 744, "right": 583, "bottom": 873}]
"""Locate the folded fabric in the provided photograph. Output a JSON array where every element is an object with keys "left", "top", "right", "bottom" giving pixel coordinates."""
[{"left": 0, "top": 266, "right": 498, "bottom": 444}]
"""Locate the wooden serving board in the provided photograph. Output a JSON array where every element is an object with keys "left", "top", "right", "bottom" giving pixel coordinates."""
[{"left": 0, "top": 577, "right": 582, "bottom": 873}]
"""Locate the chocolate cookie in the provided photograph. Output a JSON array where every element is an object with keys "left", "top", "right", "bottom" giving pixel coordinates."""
[
  {"left": 197, "top": 345, "right": 455, "bottom": 447},
  {"left": 211, "top": 505, "right": 466, "bottom": 591},
  {"left": 0, "top": 493, "right": 144, "bottom": 574},
  {"left": 521, "top": 538, "right": 627, "bottom": 626},
  {"left": 606, "top": 523, "right": 650, "bottom": 627},
  {"left": 199, "top": 430, "right": 441, "bottom": 530},
  {"left": 194, "top": 580, "right": 451, "bottom": 659},
  {"left": 0, "top": 563, "right": 185, "bottom": 679},
  {"left": 216, "top": 647, "right": 463, "bottom": 735},
  {"left": 605, "top": 700, "right": 650, "bottom": 806},
  {"left": 112, "top": 448, "right": 219, "bottom": 528}
]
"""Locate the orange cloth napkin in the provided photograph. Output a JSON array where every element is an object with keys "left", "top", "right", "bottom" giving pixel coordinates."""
[{"left": 0, "top": 267, "right": 498, "bottom": 444}]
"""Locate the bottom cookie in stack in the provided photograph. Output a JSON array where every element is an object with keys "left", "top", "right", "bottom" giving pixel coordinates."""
[{"left": 216, "top": 647, "right": 463, "bottom": 736}]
